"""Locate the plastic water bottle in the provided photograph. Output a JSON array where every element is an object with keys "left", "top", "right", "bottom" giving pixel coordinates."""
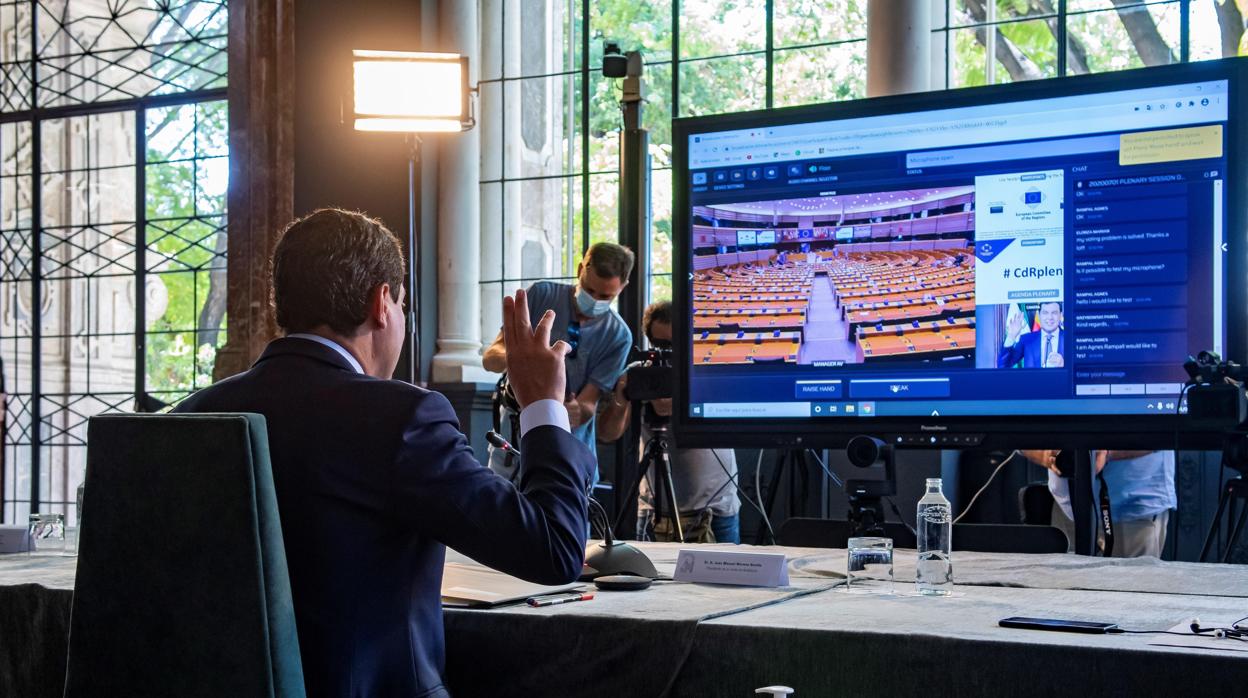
[{"left": 916, "top": 478, "right": 952, "bottom": 595}]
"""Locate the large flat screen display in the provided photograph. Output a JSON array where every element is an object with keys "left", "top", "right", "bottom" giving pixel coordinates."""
[{"left": 673, "top": 59, "right": 1247, "bottom": 449}]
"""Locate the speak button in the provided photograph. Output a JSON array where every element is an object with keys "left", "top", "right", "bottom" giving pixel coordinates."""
[{"left": 849, "top": 378, "right": 950, "bottom": 399}]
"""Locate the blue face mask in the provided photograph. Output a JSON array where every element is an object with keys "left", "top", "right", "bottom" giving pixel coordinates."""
[{"left": 576, "top": 284, "right": 612, "bottom": 318}]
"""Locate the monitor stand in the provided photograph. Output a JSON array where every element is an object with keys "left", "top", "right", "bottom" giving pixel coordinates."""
[{"left": 1060, "top": 449, "right": 1097, "bottom": 556}]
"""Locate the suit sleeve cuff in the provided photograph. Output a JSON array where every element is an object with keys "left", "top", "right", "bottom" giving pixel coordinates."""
[{"left": 519, "top": 399, "right": 571, "bottom": 437}]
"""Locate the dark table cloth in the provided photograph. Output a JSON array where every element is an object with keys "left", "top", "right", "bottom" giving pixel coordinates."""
[{"left": 5, "top": 543, "right": 1248, "bottom": 697}]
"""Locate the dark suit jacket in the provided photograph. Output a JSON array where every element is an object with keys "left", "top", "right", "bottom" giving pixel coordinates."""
[
  {"left": 997, "top": 329, "right": 1063, "bottom": 368},
  {"left": 175, "top": 338, "right": 593, "bottom": 698}
]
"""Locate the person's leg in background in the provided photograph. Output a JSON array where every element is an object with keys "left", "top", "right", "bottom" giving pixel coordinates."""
[
  {"left": 1050, "top": 502, "right": 1075, "bottom": 553},
  {"left": 711, "top": 513, "right": 740, "bottom": 544},
  {"left": 635, "top": 508, "right": 655, "bottom": 542},
  {"left": 1054, "top": 498, "right": 1171, "bottom": 558},
  {"left": 1111, "top": 510, "right": 1169, "bottom": 558}
]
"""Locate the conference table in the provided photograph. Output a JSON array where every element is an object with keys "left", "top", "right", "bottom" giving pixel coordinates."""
[{"left": 3, "top": 542, "right": 1247, "bottom": 697}]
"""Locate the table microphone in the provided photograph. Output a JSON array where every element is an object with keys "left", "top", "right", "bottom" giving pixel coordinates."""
[
  {"left": 485, "top": 429, "right": 657, "bottom": 581},
  {"left": 581, "top": 502, "right": 659, "bottom": 581}
]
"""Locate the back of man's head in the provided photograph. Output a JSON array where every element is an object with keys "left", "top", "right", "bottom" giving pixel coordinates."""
[
  {"left": 584, "top": 242, "right": 635, "bottom": 282},
  {"left": 272, "top": 208, "right": 405, "bottom": 336},
  {"left": 643, "top": 300, "right": 673, "bottom": 341}
]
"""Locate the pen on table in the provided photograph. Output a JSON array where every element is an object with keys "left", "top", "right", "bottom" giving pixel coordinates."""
[{"left": 526, "top": 592, "right": 594, "bottom": 607}]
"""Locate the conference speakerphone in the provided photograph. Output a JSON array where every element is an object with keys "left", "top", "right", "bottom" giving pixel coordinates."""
[{"left": 673, "top": 59, "right": 1247, "bottom": 449}]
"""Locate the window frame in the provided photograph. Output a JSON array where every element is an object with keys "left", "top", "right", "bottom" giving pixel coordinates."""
[
  {"left": 480, "top": 0, "right": 1210, "bottom": 317},
  {"left": 0, "top": 1, "right": 228, "bottom": 523}
]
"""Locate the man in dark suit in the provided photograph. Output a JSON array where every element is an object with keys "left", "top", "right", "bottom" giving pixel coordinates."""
[
  {"left": 997, "top": 301, "right": 1065, "bottom": 368},
  {"left": 175, "top": 209, "right": 592, "bottom": 698}
]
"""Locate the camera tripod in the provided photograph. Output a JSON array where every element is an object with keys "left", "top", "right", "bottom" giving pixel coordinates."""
[
  {"left": 614, "top": 418, "right": 685, "bottom": 543},
  {"left": 1200, "top": 436, "right": 1248, "bottom": 563}
]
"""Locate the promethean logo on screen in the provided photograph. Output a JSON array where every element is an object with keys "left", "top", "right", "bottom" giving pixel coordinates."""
[{"left": 685, "top": 74, "right": 1231, "bottom": 422}]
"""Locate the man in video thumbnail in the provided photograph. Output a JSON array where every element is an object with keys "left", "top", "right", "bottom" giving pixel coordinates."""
[{"left": 998, "top": 301, "right": 1064, "bottom": 368}]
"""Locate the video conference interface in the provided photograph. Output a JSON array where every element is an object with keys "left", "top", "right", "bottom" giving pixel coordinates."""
[{"left": 684, "top": 79, "right": 1230, "bottom": 420}]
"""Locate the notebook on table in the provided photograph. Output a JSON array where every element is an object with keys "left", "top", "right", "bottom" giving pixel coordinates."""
[{"left": 441, "top": 562, "right": 582, "bottom": 608}]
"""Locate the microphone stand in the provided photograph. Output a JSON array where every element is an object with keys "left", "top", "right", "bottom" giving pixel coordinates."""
[{"left": 488, "top": 430, "right": 658, "bottom": 580}]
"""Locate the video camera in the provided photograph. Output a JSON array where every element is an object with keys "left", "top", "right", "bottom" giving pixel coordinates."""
[
  {"left": 622, "top": 346, "right": 673, "bottom": 402},
  {"left": 1184, "top": 351, "right": 1248, "bottom": 429},
  {"left": 1185, "top": 350, "right": 1248, "bottom": 386},
  {"left": 1183, "top": 351, "right": 1248, "bottom": 477}
]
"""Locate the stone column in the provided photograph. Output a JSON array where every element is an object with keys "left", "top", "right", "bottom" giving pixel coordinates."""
[
  {"left": 431, "top": 0, "right": 490, "bottom": 383},
  {"left": 866, "top": 0, "right": 932, "bottom": 97},
  {"left": 215, "top": 0, "right": 295, "bottom": 380}
]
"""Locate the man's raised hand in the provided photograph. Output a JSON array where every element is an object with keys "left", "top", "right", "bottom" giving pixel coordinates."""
[
  {"left": 502, "top": 289, "right": 570, "bottom": 408},
  {"left": 1006, "top": 312, "right": 1024, "bottom": 342},
  {"left": 1022, "top": 449, "right": 1061, "bottom": 475}
]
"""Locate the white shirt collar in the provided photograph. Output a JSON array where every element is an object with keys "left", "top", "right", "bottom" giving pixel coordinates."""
[{"left": 286, "top": 333, "right": 365, "bottom": 374}]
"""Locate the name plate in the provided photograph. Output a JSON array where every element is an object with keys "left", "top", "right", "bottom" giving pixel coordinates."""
[
  {"left": 673, "top": 548, "right": 789, "bottom": 587},
  {"left": 0, "top": 525, "right": 31, "bottom": 554}
]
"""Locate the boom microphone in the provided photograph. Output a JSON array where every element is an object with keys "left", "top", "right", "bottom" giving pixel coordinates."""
[{"left": 486, "top": 430, "right": 519, "bottom": 457}]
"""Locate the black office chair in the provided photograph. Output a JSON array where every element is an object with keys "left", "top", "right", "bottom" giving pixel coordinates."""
[
  {"left": 1019, "top": 483, "right": 1055, "bottom": 526},
  {"left": 951, "top": 523, "right": 1068, "bottom": 554},
  {"left": 777, "top": 517, "right": 1067, "bottom": 554},
  {"left": 65, "top": 414, "right": 305, "bottom": 697}
]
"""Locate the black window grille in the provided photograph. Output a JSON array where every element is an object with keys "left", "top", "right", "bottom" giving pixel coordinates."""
[{"left": 0, "top": 0, "right": 228, "bottom": 524}]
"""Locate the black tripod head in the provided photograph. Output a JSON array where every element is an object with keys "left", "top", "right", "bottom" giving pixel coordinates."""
[{"left": 641, "top": 402, "right": 670, "bottom": 433}]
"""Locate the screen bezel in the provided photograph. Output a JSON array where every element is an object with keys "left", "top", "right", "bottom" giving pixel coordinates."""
[{"left": 672, "top": 58, "right": 1248, "bottom": 450}]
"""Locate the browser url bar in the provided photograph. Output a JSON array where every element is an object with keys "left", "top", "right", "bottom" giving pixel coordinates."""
[
  {"left": 905, "top": 134, "right": 1121, "bottom": 168},
  {"left": 739, "top": 117, "right": 1012, "bottom": 152}
]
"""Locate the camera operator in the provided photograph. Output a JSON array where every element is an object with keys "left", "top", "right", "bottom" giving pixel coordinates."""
[
  {"left": 599, "top": 301, "right": 741, "bottom": 543},
  {"left": 1021, "top": 449, "right": 1175, "bottom": 557},
  {"left": 483, "top": 243, "right": 635, "bottom": 484}
]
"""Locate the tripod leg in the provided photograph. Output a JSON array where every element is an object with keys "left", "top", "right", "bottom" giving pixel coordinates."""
[
  {"left": 613, "top": 440, "right": 655, "bottom": 538},
  {"left": 787, "top": 451, "right": 797, "bottom": 521},
  {"left": 656, "top": 444, "right": 684, "bottom": 542},
  {"left": 1223, "top": 495, "right": 1248, "bottom": 564},
  {"left": 1200, "top": 481, "right": 1234, "bottom": 562},
  {"left": 795, "top": 450, "right": 810, "bottom": 519},
  {"left": 755, "top": 451, "right": 791, "bottom": 545},
  {"left": 763, "top": 452, "right": 787, "bottom": 522}
]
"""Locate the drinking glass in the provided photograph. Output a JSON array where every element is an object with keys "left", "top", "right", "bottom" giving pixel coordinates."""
[
  {"left": 846, "top": 537, "right": 893, "bottom": 592},
  {"left": 28, "top": 513, "right": 67, "bottom": 557}
]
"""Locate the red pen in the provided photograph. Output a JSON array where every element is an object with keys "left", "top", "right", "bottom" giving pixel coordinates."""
[{"left": 526, "top": 591, "right": 594, "bottom": 607}]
